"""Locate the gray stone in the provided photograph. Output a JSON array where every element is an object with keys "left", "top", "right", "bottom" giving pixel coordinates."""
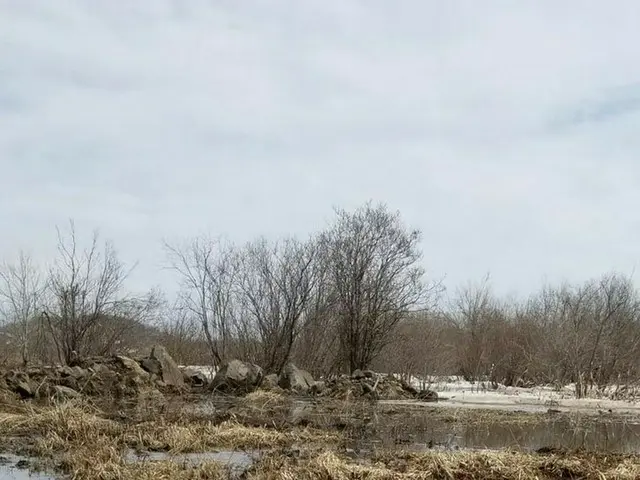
[
  {"left": 115, "top": 355, "right": 148, "bottom": 377},
  {"left": 309, "top": 381, "right": 325, "bottom": 395},
  {"left": 140, "top": 358, "right": 162, "bottom": 376},
  {"left": 352, "top": 369, "right": 366, "bottom": 380},
  {"left": 278, "top": 363, "right": 314, "bottom": 392},
  {"left": 59, "top": 365, "right": 88, "bottom": 379},
  {"left": 52, "top": 385, "right": 80, "bottom": 401},
  {"left": 182, "top": 367, "right": 209, "bottom": 387},
  {"left": 210, "top": 359, "right": 263, "bottom": 393},
  {"left": 261, "top": 373, "right": 279, "bottom": 390},
  {"left": 149, "top": 346, "right": 184, "bottom": 388},
  {"left": 14, "top": 380, "right": 33, "bottom": 398},
  {"left": 417, "top": 389, "right": 439, "bottom": 402}
]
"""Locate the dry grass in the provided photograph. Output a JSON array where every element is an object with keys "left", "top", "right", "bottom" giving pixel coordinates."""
[
  {"left": 247, "top": 449, "right": 640, "bottom": 480},
  {"left": 242, "top": 389, "right": 289, "bottom": 408},
  {"left": 0, "top": 400, "right": 339, "bottom": 454},
  {"left": 58, "top": 443, "right": 227, "bottom": 480},
  {"left": 2, "top": 394, "right": 640, "bottom": 479}
]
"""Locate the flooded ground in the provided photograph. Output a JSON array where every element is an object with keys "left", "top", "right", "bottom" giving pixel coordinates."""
[
  {"left": 187, "top": 396, "right": 640, "bottom": 454},
  {"left": 125, "top": 449, "right": 257, "bottom": 474},
  {"left": 0, "top": 455, "right": 55, "bottom": 480},
  {"left": 359, "top": 414, "right": 640, "bottom": 453}
]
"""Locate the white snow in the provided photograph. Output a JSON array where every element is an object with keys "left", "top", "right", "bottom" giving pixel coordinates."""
[
  {"left": 393, "top": 375, "right": 640, "bottom": 415},
  {"left": 180, "top": 365, "right": 217, "bottom": 380}
]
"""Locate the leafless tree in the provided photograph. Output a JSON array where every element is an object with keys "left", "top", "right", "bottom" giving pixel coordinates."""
[
  {"left": 451, "top": 275, "right": 505, "bottom": 382},
  {"left": 0, "top": 251, "right": 46, "bottom": 366},
  {"left": 326, "top": 202, "right": 441, "bottom": 373},
  {"left": 164, "top": 235, "right": 238, "bottom": 368},
  {"left": 236, "top": 236, "right": 321, "bottom": 373},
  {"left": 42, "top": 221, "right": 159, "bottom": 365},
  {"left": 156, "top": 300, "right": 211, "bottom": 365},
  {"left": 291, "top": 237, "right": 342, "bottom": 376},
  {"left": 551, "top": 273, "right": 640, "bottom": 397},
  {"left": 376, "top": 311, "right": 458, "bottom": 385}
]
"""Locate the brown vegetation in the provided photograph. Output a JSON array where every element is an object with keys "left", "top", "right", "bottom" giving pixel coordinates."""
[{"left": 2, "top": 202, "right": 640, "bottom": 403}]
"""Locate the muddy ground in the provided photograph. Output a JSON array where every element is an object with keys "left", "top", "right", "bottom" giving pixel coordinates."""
[{"left": 1, "top": 356, "right": 640, "bottom": 479}]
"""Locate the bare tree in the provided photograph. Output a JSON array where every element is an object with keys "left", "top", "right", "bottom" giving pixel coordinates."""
[
  {"left": 236, "top": 236, "right": 320, "bottom": 373},
  {"left": 157, "top": 300, "right": 211, "bottom": 365},
  {"left": 42, "top": 221, "right": 158, "bottom": 365},
  {"left": 451, "top": 275, "right": 509, "bottom": 382},
  {"left": 0, "top": 251, "right": 45, "bottom": 366},
  {"left": 326, "top": 202, "right": 440, "bottom": 373},
  {"left": 164, "top": 235, "right": 238, "bottom": 368},
  {"left": 553, "top": 273, "right": 640, "bottom": 397}
]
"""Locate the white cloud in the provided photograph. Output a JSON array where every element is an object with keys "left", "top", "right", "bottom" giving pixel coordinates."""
[{"left": 1, "top": 0, "right": 640, "bottom": 298}]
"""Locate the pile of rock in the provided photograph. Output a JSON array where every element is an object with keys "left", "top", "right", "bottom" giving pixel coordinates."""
[
  {"left": 207, "top": 360, "right": 319, "bottom": 395},
  {"left": 319, "top": 370, "right": 438, "bottom": 401},
  {"left": 207, "top": 359, "right": 438, "bottom": 402},
  {"left": 0, "top": 345, "right": 187, "bottom": 404},
  {"left": 208, "top": 359, "right": 263, "bottom": 394}
]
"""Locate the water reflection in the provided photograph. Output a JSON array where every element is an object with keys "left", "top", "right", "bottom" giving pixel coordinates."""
[
  {"left": 0, "top": 455, "right": 56, "bottom": 480},
  {"left": 186, "top": 397, "right": 640, "bottom": 454},
  {"left": 361, "top": 416, "right": 640, "bottom": 453}
]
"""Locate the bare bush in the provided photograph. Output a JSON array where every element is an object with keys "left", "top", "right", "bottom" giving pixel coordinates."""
[
  {"left": 164, "top": 235, "right": 238, "bottom": 368},
  {"left": 236, "top": 236, "right": 321, "bottom": 373},
  {"left": 326, "top": 202, "right": 441, "bottom": 373},
  {"left": 42, "top": 221, "right": 159, "bottom": 365},
  {"left": 157, "top": 301, "right": 211, "bottom": 365},
  {"left": 0, "top": 251, "right": 46, "bottom": 366}
]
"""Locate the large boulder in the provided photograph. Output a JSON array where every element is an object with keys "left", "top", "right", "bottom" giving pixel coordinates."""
[
  {"left": 182, "top": 367, "right": 209, "bottom": 387},
  {"left": 278, "top": 363, "right": 314, "bottom": 392},
  {"left": 260, "top": 374, "right": 280, "bottom": 391},
  {"left": 417, "top": 389, "right": 439, "bottom": 402},
  {"left": 210, "top": 360, "right": 263, "bottom": 394},
  {"left": 140, "top": 358, "right": 162, "bottom": 376},
  {"left": 5, "top": 372, "right": 34, "bottom": 399},
  {"left": 51, "top": 385, "right": 80, "bottom": 401},
  {"left": 149, "top": 346, "right": 185, "bottom": 389}
]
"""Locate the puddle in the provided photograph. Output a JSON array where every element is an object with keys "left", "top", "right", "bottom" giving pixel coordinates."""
[
  {"left": 287, "top": 400, "right": 640, "bottom": 453},
  {"left": 353, "top": 415, "right": 640, "bottom": 453},
  {"left": 184, "top": 396, "right": 640, "bottom": 453},
  {"left": 0, "top": 455, "right": 56, "bottom": 480},
  {"left": 125, "top": 449, "right": 257, "bottom": 474}
]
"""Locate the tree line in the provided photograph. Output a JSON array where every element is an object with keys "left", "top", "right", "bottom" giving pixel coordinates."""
[{"left": 1, "top": 202, "right": 640, "bottom": 398}]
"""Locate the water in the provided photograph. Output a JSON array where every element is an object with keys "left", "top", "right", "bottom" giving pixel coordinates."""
[
  {"left": 183, "top": 397, "right": 640, "bottom": 453},
  {"left": 286, "top": 400, "right": 640, "bottom": 453},
  {"left": 125, "top": 449, "right": 257, "bottom": 474},
  {"left": 353, "top": 413, "right": 640, "bottom": 453},
  {"left": 0, "top": 455, "right": 56, "bottom": 480}
]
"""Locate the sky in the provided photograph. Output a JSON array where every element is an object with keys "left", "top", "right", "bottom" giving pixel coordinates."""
[{"left": 1, "top": 0, "right": 640, "bottom": 301}]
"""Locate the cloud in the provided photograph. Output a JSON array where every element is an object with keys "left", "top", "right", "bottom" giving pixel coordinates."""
[{"left": 1, "top": 0, "right": 640, "bottom": 298}]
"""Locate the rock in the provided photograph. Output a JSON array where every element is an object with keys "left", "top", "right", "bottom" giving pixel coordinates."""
[
  {"left": 352, "top": 369, "right": 366, "bottom": 380},
  {"left": 5, "top": 373, "right": 34, "bottom": 399},
  {"left": 278, "top": 363, "right": 314, "bottom": 392},
  {"left": 149, "top": 346, "right": 184, "bottom": 388},
  {"left": 310, "top": 381, "right": 325, "bottom": 395},
  {"left": 261, "top": 374, "right": 280, "bottom": 390},
  {"left": 210, "top": 360, "right": 263, "bottom": 394},
  {"left": 182, "top": 367, "right": 209, "bottom": 387},
  {"left": 140, "top": 358, "right": 162, "bottom": 376},
  {"left": 114, "top": 355, "right": 151, "bottom": 389},
  {"left": 115, "top": 355, "right": 149, "bottom": 377},
  {"left": 14, "top": 380, "right": 33, "bottom": 398},
  {"left": 52, "top": 385, "right": 80, "bottom": 401},
  {"left": 416, "top": 389, "right": 439, "bottom": 402},
  {"left": 59, "top": 365, "right": 88, "bottom": 380}
]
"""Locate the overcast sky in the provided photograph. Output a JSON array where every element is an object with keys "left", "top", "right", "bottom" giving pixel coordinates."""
[{"left": 1, "top": 1, "right": 640, "bottom": 300}]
